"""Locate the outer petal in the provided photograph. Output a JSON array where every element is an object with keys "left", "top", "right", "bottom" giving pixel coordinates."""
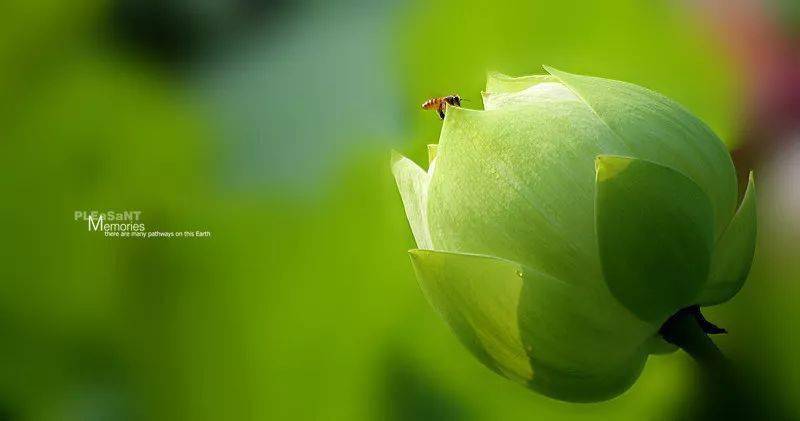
[
  {"left": 698, "top": 172, "right": 757, "bottom": 306},
  {"left": 545, "top": 66, "right": 737, "bottom": 238},
  {"left": 595, "top": 155, "right": 714, "bottom": 323},
  {"left": 409, "top": 249, "right": 654, "bottom": 402},
  {"left": 391, "top": 152, "right": 433, "bottom": 249},
  {"left": 426, "top": 144, "right": 438, "bottom": 164},
  {"left": 428, "top": 102, "right": 628, "bottom": 287}
]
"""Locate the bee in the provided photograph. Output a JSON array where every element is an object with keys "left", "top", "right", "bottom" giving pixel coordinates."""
[{"left": 422, "top": 94, "right": 462, "bottom": 119}]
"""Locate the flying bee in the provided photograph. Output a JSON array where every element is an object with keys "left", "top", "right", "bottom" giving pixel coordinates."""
[{"left": 422, "top": 94, "right": 462, "bottom": 119}]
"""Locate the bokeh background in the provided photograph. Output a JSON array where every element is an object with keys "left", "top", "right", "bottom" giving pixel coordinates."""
[{"left": 2, "top": 0, "right": 799, "bottom": 419}]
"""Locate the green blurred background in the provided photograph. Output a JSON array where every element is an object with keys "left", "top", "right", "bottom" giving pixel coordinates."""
[{"left": 2, "top": 0, "right": 799, "bottom": 419}]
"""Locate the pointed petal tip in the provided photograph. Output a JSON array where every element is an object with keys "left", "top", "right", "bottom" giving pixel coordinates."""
[
  {"left": 427, "top": 144, "right": 438, "bottom": 164},
  {"left": 390, "top": 149, "right": 404, "bottom": 165},
  {"left": 390, "top": 150, "right": 410, "bottom": 175},
  {"left": 408, "top": 248, "right": 435, "bottom": 263},
  {"left": 542, "top": 65, "right": 563, "bottom": 76},
  {"left": 487, "top": 70, "right": 515, "bottom": 80},
  {"left": 390, "top": 150, "right": 426, "bottom": 173},
  {"left": 595, "top": 155, "right": 633, "bottom": 181},
  {"left": 743, "top": 170, "right": 756, "bottom": 202}
]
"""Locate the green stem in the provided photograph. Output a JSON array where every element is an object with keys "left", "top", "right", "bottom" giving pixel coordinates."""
[
  {"left": 660, "top": 307, "right": 794, "bottom": 419},
  {"left": 659, "top": 306, "right": 768, "bottom": 420},
  {"left": 659, "top": 306, "right": 727, "bottom": 372}
]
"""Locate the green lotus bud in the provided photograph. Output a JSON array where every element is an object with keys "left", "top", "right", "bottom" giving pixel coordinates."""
[{"left": 392, "top": 67, "right": 756, "bottom": 402}]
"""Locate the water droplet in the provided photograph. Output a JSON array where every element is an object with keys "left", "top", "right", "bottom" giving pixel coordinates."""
[{"left": 515, "top": 269, "right": 524, "bottom": 278}]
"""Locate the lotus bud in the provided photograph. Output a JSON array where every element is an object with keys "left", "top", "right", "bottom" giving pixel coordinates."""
[{"left": 392, "top": 67, "right": 756, "bottom": 402}]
